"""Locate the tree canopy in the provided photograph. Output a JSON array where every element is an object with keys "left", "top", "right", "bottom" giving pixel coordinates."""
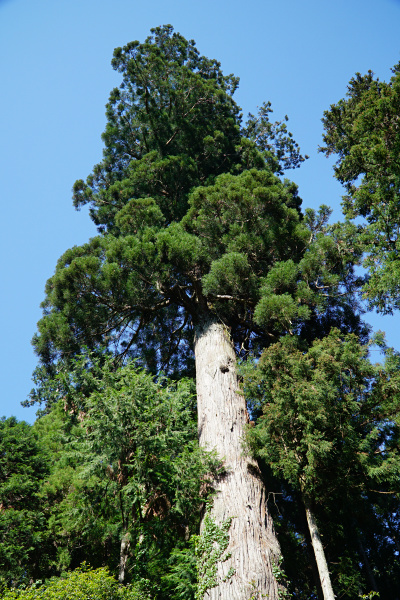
[
  {"left": 32, "top": 26, "right": 317, "bottom": 394},
  {"left": 72, "top": 25, "right": 305, "bottom": 232}
]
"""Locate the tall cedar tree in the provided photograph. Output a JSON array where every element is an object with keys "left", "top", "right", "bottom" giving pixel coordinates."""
[{"left": 32, "top": 26, "right": 359, "bottom": 599}]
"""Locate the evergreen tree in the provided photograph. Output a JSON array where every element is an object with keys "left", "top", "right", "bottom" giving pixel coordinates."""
[
  {"left": 318, "top": 60, "right": 400, "bottom": 598},
  {"left": 24, "top": 360, "right": 217, "bottom": 599},
  {"left": 62, "top": 359, "right": 217, "bottom": 590},
  {"left": 320, "top": 62, "right": 400, "bottom": 313},
  {"left": 243, "top": 329, "right": 400, "bottom": 599},
  {"left": 31, "top": 26, "right": 360, "bottom": 599},
  {"left": 0, "top": 417, "right": 51, "bottom": 587}
]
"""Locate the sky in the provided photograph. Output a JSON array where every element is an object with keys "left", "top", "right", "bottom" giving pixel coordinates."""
[{"left": 1, "top": 0, "right": 400, "bottom": 423}]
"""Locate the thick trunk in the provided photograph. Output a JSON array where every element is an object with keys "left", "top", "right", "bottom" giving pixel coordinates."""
[
  {"left": 194, "top": 316, "right": 282, "bottom": 600},
  {"left": 303, "top": 499, "right": 335, "bottom": 600}
]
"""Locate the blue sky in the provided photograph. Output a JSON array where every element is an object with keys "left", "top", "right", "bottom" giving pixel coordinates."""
[{"left": 1, "top": 0, "right": 400, "bottom": 423}]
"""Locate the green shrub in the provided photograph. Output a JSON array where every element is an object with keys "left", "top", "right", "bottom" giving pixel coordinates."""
[{"left": 1, "top": 566, "right": 151, "bottom": 600}]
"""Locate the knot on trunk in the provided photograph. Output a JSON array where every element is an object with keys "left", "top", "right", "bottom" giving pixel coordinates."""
[{"left": 220, "top": 357, "right": 233, "bottom": 373}]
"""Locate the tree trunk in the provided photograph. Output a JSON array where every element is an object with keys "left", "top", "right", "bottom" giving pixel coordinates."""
[
  {"left": 302, "top": 508, "right": 324, "bottom": 600},
  {"left": 356, "top": 533, "right": 379, "bottom": 595},
  {"left": 118, "top": 530, "right": 130, "bottom": 583},
  {"left": 303, "top": 498, "right": 335, "bottom": 600},
  {"left": 194, "top": 316, "right": 282, "bottom": 600}
]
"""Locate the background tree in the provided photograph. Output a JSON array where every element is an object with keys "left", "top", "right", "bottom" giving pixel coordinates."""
[
  {"left": 0, "top": 417, "right": 51, "bottom": 587},
  {"left": 243, "top": 329, "right": 400, "bottom": 599},
  {"left": 64, "top": 359, "right": 217, "bottom": 590},
  {"left": 320, "top": 62, "right": 400, "bottom": 313},
  {"left": 25, "top": 358, "right": 218, "bottom": 599}
]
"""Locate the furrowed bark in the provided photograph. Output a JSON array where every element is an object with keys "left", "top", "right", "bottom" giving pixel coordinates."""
[
  {"left": 303, "top": 498, "right": 335, "bottom": 600},
  {"left": 194, "top": 316, "right": 282, "bottom": 600}
]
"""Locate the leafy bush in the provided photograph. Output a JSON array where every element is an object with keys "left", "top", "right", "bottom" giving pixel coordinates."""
[{"left": 1, "top": 566, "right": 151, "bottom": 600}]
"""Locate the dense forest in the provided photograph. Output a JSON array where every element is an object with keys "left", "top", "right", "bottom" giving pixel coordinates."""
[{"left": 1, "top": 25, "right": 400, "bottom": 600}]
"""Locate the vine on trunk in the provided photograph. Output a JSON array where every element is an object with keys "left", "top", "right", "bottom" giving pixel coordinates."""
[
  {"left": 271, "top": 557, "right": 291, "bottom": 599},
  {"left": 195, "top": 506, "right": 235, "bottom": 599},
  {"left": 245, "top": 557, "right": 290, "bottom": 600}
]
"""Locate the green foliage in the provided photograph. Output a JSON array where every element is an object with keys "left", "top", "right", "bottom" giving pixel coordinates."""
[
  {"left": 321, "top": 62, "right": 400, "bottom": 312},
  {"left": 161, "top": 538, "right": 197, "bottom": 600},
  {"left": 34, "top": 165, "right": 318, "bottom": 386},
  {"left": 32, "top": 358, "right": 218, "bottom": 594},
  {"left": 34, "top": 158, "right": 361, "bottom": 400},
  {"left": 271, "top": 557, "right": 291, "bottom": 599},
  {"left": 32, "top": 26, "right": 313, "bottom": 385},
  {"left": 0, "top": 417, "right": 51, "bottom": 586},
  {"left": 244, "top": 329, "right": 400, "bottom": 500},
  {"left": 3, "top": 359, "right": 219, "bottom": 595},
  {"left": 33, "top": 402, "right": 110, "bottom": 576},
  {"left": 73, "top": 24, "right": 241, "bottom": 229},
  {"left": 243, "top": 329, "right": 400, "bottom": 597},
  {"left": 243, "top": 102, "right": 308, "bottom": 175},
  {"left": 0, "top": 565, "right": 151, "bottom": 599},
  {"left": 72, "top": 25, "right": 305, "bottom": 233},
  {"left": 76, "top": 357, "right": 217, "bottom": 534}
]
